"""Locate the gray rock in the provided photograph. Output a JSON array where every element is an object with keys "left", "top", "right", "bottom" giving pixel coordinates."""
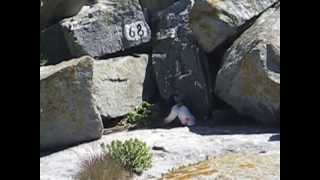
[
  {"left": 190, "top": 0, "right": 278, "bottom": 52},
  {"left": 93, "top": 54, "right": 149, "bottom": 119},
  {"left": 40, "top": 56, "right": 103, "bottom": 151},
  {"left": 215, "top": 4, "right": 280, "bottom": 124},
  {"left": 40, "top": 0, "right": 87, "bottom": 30},
  {"left": 41, "top": 0, "right": 151, "bottom": 64},
  {"left": 152, "top": 0, "right": 212, "bottom": 120},
  {"left": 40, "top": 127, "right": 280, "bottom": 180}
]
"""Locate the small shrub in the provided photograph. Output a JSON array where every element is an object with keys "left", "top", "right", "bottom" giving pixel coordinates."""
[
  {"left": 102, "top": 138, "right": 152, "bottom": 174},
  {"left": 125, "top": 101, "right": 153, "bottom": 127},
  {"left": 75, "top": 152, "right": 132, "bottom": 180}
]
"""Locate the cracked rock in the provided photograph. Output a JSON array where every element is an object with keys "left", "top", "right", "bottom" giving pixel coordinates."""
[
  {"left": 215, "top": 3, "right": 280, "bottom": 124},
  {"left": 190, "top": 0, "right": 278, "bottom": 52}
]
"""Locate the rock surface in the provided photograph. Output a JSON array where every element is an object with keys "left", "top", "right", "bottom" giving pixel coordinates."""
[
  {"left": 40, "top": 0, "right": 87, "bottom": 30},
  {"left": 215, "top": 4, "right": 280, "bottom": 124},
  {"left": 40, "top": 126, "right": 280, "bottom": 180},
  {"left": 40, "top": 56, "right": 103, "bottom": 151},
  {"left": 93, "top": 54, "right": 149, "bottom": 119},
  {"left": 41, "top": 0, "right": 151, "bottom": 64},
  {"left": 161, "top": 151, "right": 279, "bottom": 179},
  {"left": 190, "top": 0, "right": 278, "bottom": 52},
  {"left": 139, "top": 0, "right": 177, "bottom": 16},
  {"left": 152, "top": 0, "right": 212, "bottom": 120}
]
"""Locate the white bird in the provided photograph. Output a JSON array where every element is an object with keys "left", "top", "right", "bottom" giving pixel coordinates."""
[{"left": 164, "top": 104, "right": 196, "bottom": 126}]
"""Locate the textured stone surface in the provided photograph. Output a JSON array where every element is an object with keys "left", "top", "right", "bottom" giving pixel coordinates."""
[
  {"left": 139, "top": 0, "right": 177, "bottom": 16},
  {"left": 40, "top": 54, "right": 149, "bottom": 134},
  {"left": 190, "top": 0, "right": 278, "bottom": 52},
  {"left": 161, "top": 152, "right": 280, "bottom": 180},
  {"left": 40, "top": 126, "right": 279, "bottom": 180},
  {"left": 41, "top": 0, "right": 151, "bottom": 64},
  {"left": 40, "top": 56, "right": 103, "bottom": 151},
  {"left": 40, "top": 0, "right": 87, "bottom": 30},
  {"left": 93, "top": 54, "right": 149, "bottom": 119},
  {"left": 215, "top": 4, "right": 280, "bottom": 124},
  {"left": 152, "top": 0, "right": 212, "bottom": 120}
]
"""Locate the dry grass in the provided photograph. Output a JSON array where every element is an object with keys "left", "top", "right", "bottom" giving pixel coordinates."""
[
  {"left": 162, "top": 152, "right": 280, "bottom": 180},
  {"left": 75, "top": 152, "right": 133, "bottom": 180}
]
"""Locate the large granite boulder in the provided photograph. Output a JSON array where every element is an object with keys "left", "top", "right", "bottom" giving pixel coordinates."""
[
  {"left": 40, "top": 56, "right": 103, "bottom": 151},
  {"left": 41, "top": 0, "right": 151, "bottom": 64},
  {"left": 152, "top": 0, "right": 212, "bottom": 120},
  {"left": 40, "top": 54, "right": 149, "bottom": 144},
  {"left": 215, "top": 4, "right": 280, "bottom": 124},
  {"left": 190, "top": 0, "right": 278, "bottom": 52},
  {"left": 93, "top": 54, "right": 149, "bottom": 119},
  {"left": 40, "top": 0, "right": 87, "bottom": 30}
]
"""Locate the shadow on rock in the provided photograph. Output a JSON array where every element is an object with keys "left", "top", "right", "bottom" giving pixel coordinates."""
[
  {"left": 268, "top": 134, "right": 280, "bottom": 141},
  {"left": 188, "top": 125, "right": 279, "bottom": 136}
]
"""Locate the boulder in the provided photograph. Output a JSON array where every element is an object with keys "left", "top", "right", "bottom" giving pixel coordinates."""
[
  {"left": 190, "top": 0, "right": 278, "bottom": 52},
  {"left": 40, "top": 54, "right": 149, "bottom": 136},
  {"left": 214, "top": 4, "right": 280, "bottom": 124},
  {"left": 93, "top": 54, "right": 149, "bottom": 119},
  {"left": 40, "top": 0, "right": 87, "bottom": 30},
  {"left": 40, "top": 56, "right": 103, "bottom": 151},
  {"left": 41, "top": 0, "right": 151, "bottom": 64},
  {"left": 152, "top": 0, "right": 212, "bottom": 120}
]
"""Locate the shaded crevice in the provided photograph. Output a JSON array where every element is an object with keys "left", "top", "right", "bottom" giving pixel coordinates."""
[
  {"left": 106, "top": 78, "right": 128, "bottom": 82},
  {"left": 98, "top": 41, "right": 152, "bottom": 60},
  {"left": 142, "top": 52, "right": 162, "bottom": 103},
  {"left": 40, "top": 137, "right": 100, "bottom": 158},
  {"left": 101, "top": 115, "right": 124, "bottom": 128}
]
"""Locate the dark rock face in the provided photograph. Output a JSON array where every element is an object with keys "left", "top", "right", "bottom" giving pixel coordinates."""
[
  {"left": 152, "top": 0, "right": 212, "bottom": 120},
  {"left": 40, "top": 0, "right": 87, "bottom": 30},
  {"left": 215, "top": 4, "right": 280, "bottom": 124},
  {"left": 40, "top": 56, "right": 103, "bottom": 151},
  {"left": 41, "top": 0, "right": 151, "bottom": 64},
  {"left": 40, "top": 24, "right": 73, "bottom": 65},
  {"left": 139, "top": 0, "right": 178, "bottom": 16}
]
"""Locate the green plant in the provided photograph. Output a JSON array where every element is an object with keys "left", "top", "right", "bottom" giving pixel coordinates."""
[
  {"left": 102, "top": 138, "right": 152, "bottom": 174},
  {"left": 125, "top": 101, "right": 153, "bottom": 127},
  {"left": 75, "top": 152, "right": 132, "bottom": 180},
  {"left": 40, "top": 53, "right": 48, "bottom": 66}
]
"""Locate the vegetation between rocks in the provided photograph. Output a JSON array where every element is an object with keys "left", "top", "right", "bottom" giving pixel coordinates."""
[
  {"left": 121, "top": 101, "right": 153, "bottom": 128},
  {"left": 102, "top": 138, "right": 152, "bottom": 174},
  {"left": 75, "top": 138, "right": 152, "bottom": 180}
]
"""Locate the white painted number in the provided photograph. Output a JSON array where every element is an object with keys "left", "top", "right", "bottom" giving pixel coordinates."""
[{"left": 125, "top": 21, "right": 148, "bottom": 41}]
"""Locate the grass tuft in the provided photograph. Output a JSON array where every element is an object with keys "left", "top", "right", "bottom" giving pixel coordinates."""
[{"left": 75, "top": 151, "right": 133, "bottom": 180}]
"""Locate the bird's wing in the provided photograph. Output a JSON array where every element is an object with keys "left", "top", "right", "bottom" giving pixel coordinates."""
[{"left": 164, "top": 105, "right": 179, "bottom": 124}]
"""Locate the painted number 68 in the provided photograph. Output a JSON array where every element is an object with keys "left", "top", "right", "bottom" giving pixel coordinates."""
[{"left": 125, "top": 21, "right": 147, "bottom": 41}]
